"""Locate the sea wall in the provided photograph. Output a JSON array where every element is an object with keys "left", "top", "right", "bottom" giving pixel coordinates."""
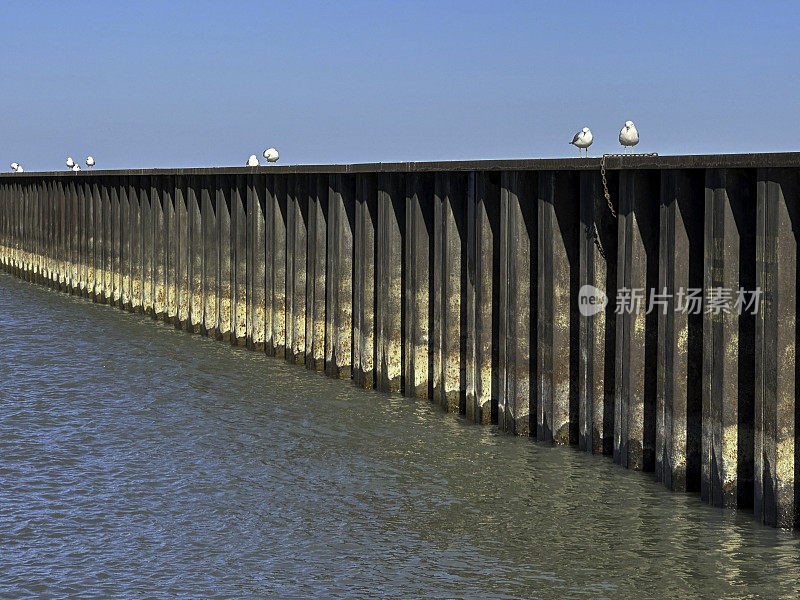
[{"left": 1, "top": 154, "right": 798, "bottom": 528}]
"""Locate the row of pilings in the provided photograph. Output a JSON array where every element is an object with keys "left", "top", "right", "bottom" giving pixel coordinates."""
[{"left": 0, "top": 156, "right": 798, "bottom": 529}]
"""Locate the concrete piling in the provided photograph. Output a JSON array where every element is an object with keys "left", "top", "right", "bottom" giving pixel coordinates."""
[
  {"left": 499, "top": 170, "right": 536, "bottom": 436},
  {"left": 615, "top": 170, "right": 660, "bottom": 471},
  {"left": 2, "top": 154, "right": 800, "bottom": 530},
  {"left": 755, "top": 167, "right": 799, "bottom": 528},
  {"left": 702, "top": 168, "right": 756, "bottom": 509},
  {"left": 656, "top": 169, "right": 704, "bottom": 492},
  {"left": 578, "top": 170, "right": 616, "bottom": 454}
]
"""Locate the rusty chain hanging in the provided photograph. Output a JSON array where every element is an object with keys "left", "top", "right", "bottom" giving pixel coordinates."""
[{"left": 587, "top": 152, "right": 659, "bottom": 259}]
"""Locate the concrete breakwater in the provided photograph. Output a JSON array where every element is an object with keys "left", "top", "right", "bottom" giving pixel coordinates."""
[{"left": 1, "top": 154, "right": 798, "bottom": 529}]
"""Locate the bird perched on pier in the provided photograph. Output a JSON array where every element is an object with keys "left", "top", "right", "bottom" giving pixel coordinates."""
[
  {"left": 15, "top": 166, "right": 23, "bottom": 172},
  {"left": 246, "top": 154, "right": 259, "bottom": 167},
  {"left": 86, "top": 156, "right": 95, "bottom": 169},
  {"left": 263, "top": 148, "right": 279, "bottom": 163},
  {"left": 570, "top": 127, "right": 593, "bottom": 157},
  {"left": 10, "top": 162, "right": 19, "bottom": 172},
  {"left": 66, "top": 157, "right": 75, "bottom": 169},
  {"left": 71, "top": 163, "right": 81, "bottom": 172},
  {"left": 619, "top": 121, "right": 639, "bottom": 152}
]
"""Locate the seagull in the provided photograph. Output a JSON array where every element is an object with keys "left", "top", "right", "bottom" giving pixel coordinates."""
[
  {"left": 570, "top": 127, "right": 593, "bottom": 158},
  {"left": 71, "top": 163, "right": 81, "bottom": 172},
  {"left": 263, "top": 147, "right": 279, "bottom": 163},
  {"left": 15, "top": 165, "right": 23, "bottom": 173},
  {"left": 619, "top": 120, "right": 639, "bottom": 153},
  {"left": 86, "top": 156, "right": 95, "bottom": 169},
  {"left": 246, "top": 154, "right": 259, "bottom": 167},
  {"left": 10, "top": 162, "right": 19, "bottom": 172},
  {"left": 66, "top": 157, "right": 75, "bottom": 169}
]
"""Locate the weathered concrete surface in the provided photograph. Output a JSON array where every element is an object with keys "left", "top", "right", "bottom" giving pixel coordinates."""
[
  {"left": 465, "top": 171, "right": 499, "bottom": 425},
  {"left": 755, "top": 168, "right": 799, "bottom": 528},
  {"left": 538, "top": 170, "right": 578, "bottom": 445},
  {"left": 353, "top": 174, "right": 375, "bottom": 387},
  {"left": 656, "top": 170, "right": 703, "bottom": 492},
  {"left": 702, "top": 168, "right": 755, "bottom": 509},
  {"left": 432, "top": 172, "right": 467, "bottom": 412},
  {"left": 376, "top": 173, "right": 404, "bottom": 393},
  {"left": 4, "top": 156, "right": 800, "bottom": 530},
  {"left": 405, "top": 172, "right": 433, "bottom": 400},
  {"left": 499, "top": 171, "right": 535, "bottom": 436},
  {"left": 578, "top": 170, "right": 616, "bottom": 455}
]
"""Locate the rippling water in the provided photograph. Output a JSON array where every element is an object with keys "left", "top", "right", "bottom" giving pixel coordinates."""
[{"left": 1, "top": 271, "right": 800, "bottom": 599}]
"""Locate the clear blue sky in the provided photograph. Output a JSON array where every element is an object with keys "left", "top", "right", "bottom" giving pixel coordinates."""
[{"left": 2, "top": 1, "right": 798, "bottom": 170}]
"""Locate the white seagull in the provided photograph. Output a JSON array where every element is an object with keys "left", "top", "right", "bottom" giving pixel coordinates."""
[
  {"left": 570, "top": 127, "right": 593, "bottom": 158},
  {"left": 71, "top": 163, "right": 81, "bottom": 172},
  {"left": 66, "top": 157, "right": 75, "bottom": 169},
  {"left": 16, "top": 166, "right": 23, "bottom": 172},
  {"left": 86, "top": 156, "right": 95, "bottom": 169},
  {"left": 10, "top": 162, "right": 19, "bottom": 172},
  {"left": 619, "top": 121, "right": 639, "bottom": 153},
  {"left": 246, "top": 154, "right": 259, "bottom": 167},
  {"left": 263, "top": 147, "right": 279, "bottom": 163}
]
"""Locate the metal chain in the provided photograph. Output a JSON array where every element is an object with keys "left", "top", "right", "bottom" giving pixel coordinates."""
[
  {"left": 585, "top": 221, "right": 607, "bottom": 260},
  {"left": 590, "top": 152, "right": 659, "bottom": 258}
]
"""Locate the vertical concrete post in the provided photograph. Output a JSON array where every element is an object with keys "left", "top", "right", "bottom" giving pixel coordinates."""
[
  {"left": 76, "top": 178, "right": 87, "bottom": 294},
  {"left": 465, "top": 171, "right": 500, "bottom": 425},
  {"left": 615, "top": 170, "right": 660, "bottom": 470},
  {"left": 91, "top": 180, "right": 102, "bottom": 301},
  {"left": 325, "top": 173, "right": 354, "bottom": 379},
  {"left": 120, "top": 178, "right": 131, "bottom": 309},
  {"left": 100, "top": 181, "right": 111, "bottom": 303},
  {"left": 84, "top": 180, "right": 95, "bottom": 299},
  {"left": 755, "top": 167, "right": 799, "bottom": 528},
  {"left": 247, "top": 173, "right": 267, "bottom": 351},
  {"left": 140, "top": 176, "right": 154, "bottom": 314},
  {"left": 289, "top": 174, "right": 307, "bottom": 363},
  {"left": 164, "top": 175, "right": 177, "bottom": 323},
  {"left": 405, "top": 172, "right": 434, "bottom": 399},
  {"left": 354, "top": 173, "right": 376, "bottom": 386},
  {"left": 269, "top": 175, "right": 287, "bottom": 357},
  {"left": 498, "top": 171, "right": 536, "bottom": 436},
  {"left": 175, "top": 175, "right": 190, "bottom": 329},
  {"left": 217, "top": 175, "right": 233, "bottom": 342},
  {"left": 538, "top": 170, "right": 579, "bottom": 444},
  {"left": 656, "top": 170, "right": 704, "bottom": 491},
  {"left": 432, "top": 172, "right": 467, "bottom": 411},
  {"left": 109, "top": 177, "right": 121, "bottom": 307},
  {"left": 263, "top": 175, "right": 274, "bottom": 354},
  {"left": 285, "top": 174, "right": 296, "bottom": 358},
  {"left": 306, "top": 174, "right": 328, "bottom": 370},
  {"left": 232, "top": 174, "right": 248, "bottom": 346},
  {"left": 202, "top": 177, "right": 219, "bottom": 337},
  {"left": 702, "top": 168, "right": 756, "bottom": 508},
  {"left": 579, "top": 170, "right": 617, "bottom": 454},
  {"left": 376, "top": 173, "right": 404, "bottom": 392},
  {"left": 129, "top": 177, "right": 144, "bottom": 312},
  {"left": 188, "top": 176, "right": 204, "bottom": 334},
  {"left": 152, "top": 177, "right": 167, "bottom": 319}
]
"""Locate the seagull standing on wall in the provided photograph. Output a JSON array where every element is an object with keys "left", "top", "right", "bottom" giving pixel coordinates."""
[
  {"left": 10, "top": 162, "right": 19, "bottom": 172},
  {"left": 570, "top": 127, "right": 593, "bottom": 158},
  {"left": 619, "top": 121, "right": 639, "bottom": 153},
  {"left": 263, "top": 148, "right": 279, "bottom": 163},
  {"left": 71, "top": 164, "right": 81, "bottom": 172},
  {"left": 86, "top": 156, "right": 95, "bottom": 169},
  {"left": 246, "top": 154, "right": 259, "bottom": 167},
  {"left": 66, "top": 157, "right": 75, "bottom": 169}
]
